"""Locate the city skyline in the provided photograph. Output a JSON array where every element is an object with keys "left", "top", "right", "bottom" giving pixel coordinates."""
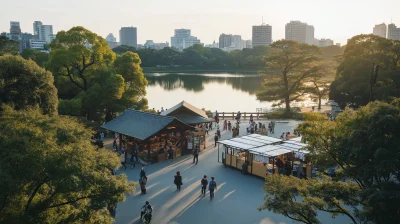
[{"left": 0, "top": 0, "right": 399, "bottom": 45}]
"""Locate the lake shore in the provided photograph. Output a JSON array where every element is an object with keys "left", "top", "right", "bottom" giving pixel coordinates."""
[{"left": 142, "top": 67, "right": 261, "bottom": 73}]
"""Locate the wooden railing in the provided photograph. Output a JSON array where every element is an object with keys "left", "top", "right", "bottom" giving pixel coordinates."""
[{"left": 216, "top": 112, "right": 269, "bottom": 120}]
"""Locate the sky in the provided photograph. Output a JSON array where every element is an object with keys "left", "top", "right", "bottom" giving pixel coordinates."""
[{"left": 0, "top": 0, "right": 399, "bottom": 45}]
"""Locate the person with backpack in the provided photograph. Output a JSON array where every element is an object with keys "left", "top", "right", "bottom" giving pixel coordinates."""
[
  {"left": 209, "top": 177, "right": 217, "bottom": 199},
  {"left": 174, "top": 171, "right": 183, "bottom": 191},
  {"left": 193, "top": 145, "right": 199, "bottom": 164},
  {"left": 201, "top": 175, "right": 208, "bottom": 196},
  {"left": 139, "top": 176, "right": 147, "bottom": 194}
]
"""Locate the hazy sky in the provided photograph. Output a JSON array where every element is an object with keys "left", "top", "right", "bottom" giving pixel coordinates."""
[{"left": 0, "top": 0, "right": 399, "bottom": 45}]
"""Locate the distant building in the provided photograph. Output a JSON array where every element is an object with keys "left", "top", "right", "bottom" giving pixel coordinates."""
[
  {"left": 319, "top": 38, "right": 334, "bottom": 47},
  {"left": 219, "top": 34, "right": 233, "bottom": 49},
  {"left": 285, "top": 21, "right": 314, "bottom": 45},
  {"left": 205, "top": 41, "right": 219, "bottom": 48},
  {"left": 21, "top": 33, "right": 36, "bottom": 50},
  {"left": 373, "top": 23, "right": 387, "bottom": 38},
  {"left": 232, "top": 35, "right": 243, "bottom": 49},
  {"left": 252, "top": 24, "right": 272, "bottom": 47},
  {"left": 9, "top": 21, "right": 21, "bottom": 42},
  {"left": 29, "top": 39, "right": 47, "bottom": 50},
  {"left": 105, "top": 33, "right": 118, "bottom": 49},
  {"left": 120, "top": 27, "right": 137, "bottom": 48},
  {"left": 171, "top": 29, "right": 201, "bottom": 51},
  {"left": 245, "top": 40, "right": 252, "bottom": 48},
  {"left": 38, "top": 25, "right": 54, "bottom": 43},
  {"left": 388, "top": 23, "right": 400, "bottom": 41},
  {"left": 33, "top": 21, "right": 42, "bottom": 35},
  {"left": 335, "top": 43, "right": 341, "bottom": 47},
  {"left": 144, "top": 40, "right": 169, "bottom": 50}
]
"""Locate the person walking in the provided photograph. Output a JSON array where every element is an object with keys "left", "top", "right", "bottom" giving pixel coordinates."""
[
  {"left": 214, "top": 133, "right": 219, "bottom": 147},
  {"left": 139, "top": 175, "right": 147, "bottom": 194},
  {"left": 201, "top": 175, "right": 208, "bottom": 196},
  {"left": 228, "top": 121, "right": 232, "bottom": 131},
  {"left": 193, "top": 145, "right": 199, "bottom": 164},
  {"left": 140, "top": 165, "right": 146, "bottom": 179},
  {"left": 208, "top": 177, "right": 217, "bottom": 200},
  {"left": 174, "top": 171, "right": 183, "bottom": 191},
  {"left": 223, "top": 120, "right": 227, "bottom": 130}
]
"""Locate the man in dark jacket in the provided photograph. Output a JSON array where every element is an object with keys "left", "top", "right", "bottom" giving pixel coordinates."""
[
  {"left": 201, "top": 175, "right": 208, "bottom": 196},
  {"left": 193, "top": 145, "right": 199, "bottom": 164},
  {"left": 214, "top": 133, "right": 219, "bottom": 147}
]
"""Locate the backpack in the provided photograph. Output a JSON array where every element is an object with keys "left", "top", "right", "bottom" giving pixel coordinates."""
[
  {"left": 201, "top": 178, "right": 207, "bottom": 186},
  {"left": 209, "top": 180, "right": 216, "bottom": 190}
]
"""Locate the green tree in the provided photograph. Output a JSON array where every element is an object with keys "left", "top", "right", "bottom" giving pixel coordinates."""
[
  {"left": 112, "top": 45, "right": 136, "bottom": 55},
  {"left": 260, "top": 101, "right": 400, "bottom": 224},
  {"left": 0, "top": 106, "right": 135, "bottom": 223},
  {"left": 21, "top": 48, "right": 49, "bottom": 68},
  {"left": 256, "top": 40, "right": 323, "bottom": 113},
  {"left": 309, "top": 79, "right": 330, "bottom": 110},
  {"left": 0, "top": 36, "right": 19, "bottom": 55},
  {"left": 0, "top": 55, "right": 58, "bottom": 115},
  {"left": 330, "top": 35, "right": 400, "bottom": 108},
  {"left": 48, "top": 26, "right": 116, "bottom": 92}
]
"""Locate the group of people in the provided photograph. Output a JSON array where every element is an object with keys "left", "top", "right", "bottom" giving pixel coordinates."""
[
  {"left": 268, "top": 121, "right": 276, "bottom": 134},
  {"left": 173, "top": 173, "right": 217, "bottom": 199}
]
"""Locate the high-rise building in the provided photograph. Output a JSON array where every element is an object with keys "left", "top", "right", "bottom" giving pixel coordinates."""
[
  {"left": 219, "top": 34, "right": 232, "bottom": 49},
  {"left": 105, "top": 33, "right": 118, "bottom": 49},
  {"left": 232, "top": 35, "right": 243, "bottom": 49},
  {"left": 319, "top": 39, "right": 334, "bottom": 47},
  {"left": 29, "top": 39, "right": 47, "bottom": 50},
  {"left": 205, "top": 41, "right": 219, "bottom": 48},
  {"left": 9, "top": 21, "right": 21, "bottom": 42},
  {"left": 38, "top": 25, "right": 54, "bottom": 43},
  {"left": 33, "top": 21, "right": 42, "bottom": 35},
  {"left": 285, "top": 21, "right": 314, "bottom": 45},
  {"left": 252, "top": 24, "right": 272, "bottom": 47},
  {"left": 171, "top": 29, "right": 201, "bottom": 51},
  {"left": 373, "top": 23, "right": 387, "bottom": 38},
  {"left": 388, "top": 23, "right": 400, "bottom": 41},
  {"left": 119, "top": 27, "right": 137, "bottom": 48}
]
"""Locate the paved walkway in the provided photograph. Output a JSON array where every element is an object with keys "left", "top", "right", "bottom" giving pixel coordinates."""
[{"left": 114, "top": 119, "right": 351, "bottom": 224}]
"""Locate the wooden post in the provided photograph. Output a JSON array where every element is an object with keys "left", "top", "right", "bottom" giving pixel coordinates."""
[
  {"left": 222, "top": 112, "right": 225, "bottom": 120},
  {"left": 232, "top": 112, "right": 235, "bottom": 120},
  {"left": 244, "top": 112, "right": 246, "bottom": 119}
]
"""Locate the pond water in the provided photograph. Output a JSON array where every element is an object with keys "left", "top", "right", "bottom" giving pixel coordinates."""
[{"left": 145, "top": 73, "right": 315, "bottom": 112}]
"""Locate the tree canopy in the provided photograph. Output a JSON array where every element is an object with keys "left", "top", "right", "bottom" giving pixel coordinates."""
[
  {"left": 21, "top": 48, "right": 49, "bottom": 68},
  {"left": 0, "top": 54, "right": 58, "bottom": 115},
  {"left": 256, "top": 40, "right": 329, "bottom": 113},
  {"left": 330, "top": 34, "right": 400, "bottom": 108},
  {"left": 0, "top": 106, "right": 135, "bottom": 223},
  {"left": 0, "top": 36, "right": 19, "bottom": 55},
  {"left": 48, "top": 27, "right": 148, "bottom": 122},
  {"left": 260, "top": 100, "right": 400, "bottom": 224}
]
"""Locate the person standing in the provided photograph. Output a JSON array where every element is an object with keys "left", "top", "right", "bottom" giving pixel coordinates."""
[
  {"left": 161, "top": 107, "right": 164, "bottom": 112},
  {"left": 193, "top": 145, "right": 199, "bottom": 164},
  {"left": 228, "top": 121, "right": 232, "bottom": 131},
  {"left": 223, "top": 120, "right": 227, "bottom": 130},
  {"left": 208, "top": 177, "right": 217, "bottom": 199},
  {"left": 174, "top": 171, "right": 183, "bottom": 191},
  {"left": 214, "top": 133, "right": 219, "bottom": 147},
  {"left": 168, "top": 146, "right": 174, "bottom": 162},
  {"left": 205, "top": 123, "right": 209, "bottom": 135},
  {"left": 100, "top": 132, "right": 104, "bottom": 142},
  {"left": 201, "top": 175, "right": 208, "bottom": 196},
  {"left": 139, "top": 175, "right": 147, "bottom": 194},
  {"left": 120, "top": 151, "right": 126, "bottom": 170},
  {"left": 140, "top": 165, "right": 146, "bottom": 179}
]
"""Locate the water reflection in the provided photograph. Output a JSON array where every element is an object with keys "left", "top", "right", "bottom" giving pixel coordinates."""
[{"left": 146, "top": 73, "right": 265, "bottom": 94}]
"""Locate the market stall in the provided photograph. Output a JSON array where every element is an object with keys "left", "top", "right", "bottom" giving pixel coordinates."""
[
  {"left": 218, "top": 134, "right": 311, "bottom": 178},
  {"left": 101, "top": 109, "right": 195, "bottom": 163}
]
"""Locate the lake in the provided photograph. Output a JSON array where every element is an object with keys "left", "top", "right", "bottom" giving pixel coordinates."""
[{"left": 145, "top": 73, "right": 271, "bottom": 112}]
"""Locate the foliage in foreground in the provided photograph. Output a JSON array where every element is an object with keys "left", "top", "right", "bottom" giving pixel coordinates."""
[
  {"left": 260, "top": 100, "right": 400, "bottom": 224},
  {"left": 0, "top": 106, "right": 135, "bottom": 223}
]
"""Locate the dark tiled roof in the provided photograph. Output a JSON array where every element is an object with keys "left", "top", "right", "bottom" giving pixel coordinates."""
[
  {"left": 160, "top": 101, "right": 207, "bottom": 118},
  {"left": 173, "top": 114, "right": 211, "bottom": 124},
  {"left": 101, "top": 109, "right": 190, "bottom": 140}
]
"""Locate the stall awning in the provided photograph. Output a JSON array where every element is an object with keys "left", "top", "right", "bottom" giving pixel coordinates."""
[
  {"left": 280, "top": 143, "right": 310, "bottom": 153},
  {"left": 101, "top": 109, "right": 193, "bottom": 141},
  {"left": 247, "top": 134, "right": 283, "bottom": 143},
  {"left": 218, "top": 139, "right": 256, "bottom": 149},
  {"left": 265, "top": 148, "right": 292, "bottom": 157}
]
